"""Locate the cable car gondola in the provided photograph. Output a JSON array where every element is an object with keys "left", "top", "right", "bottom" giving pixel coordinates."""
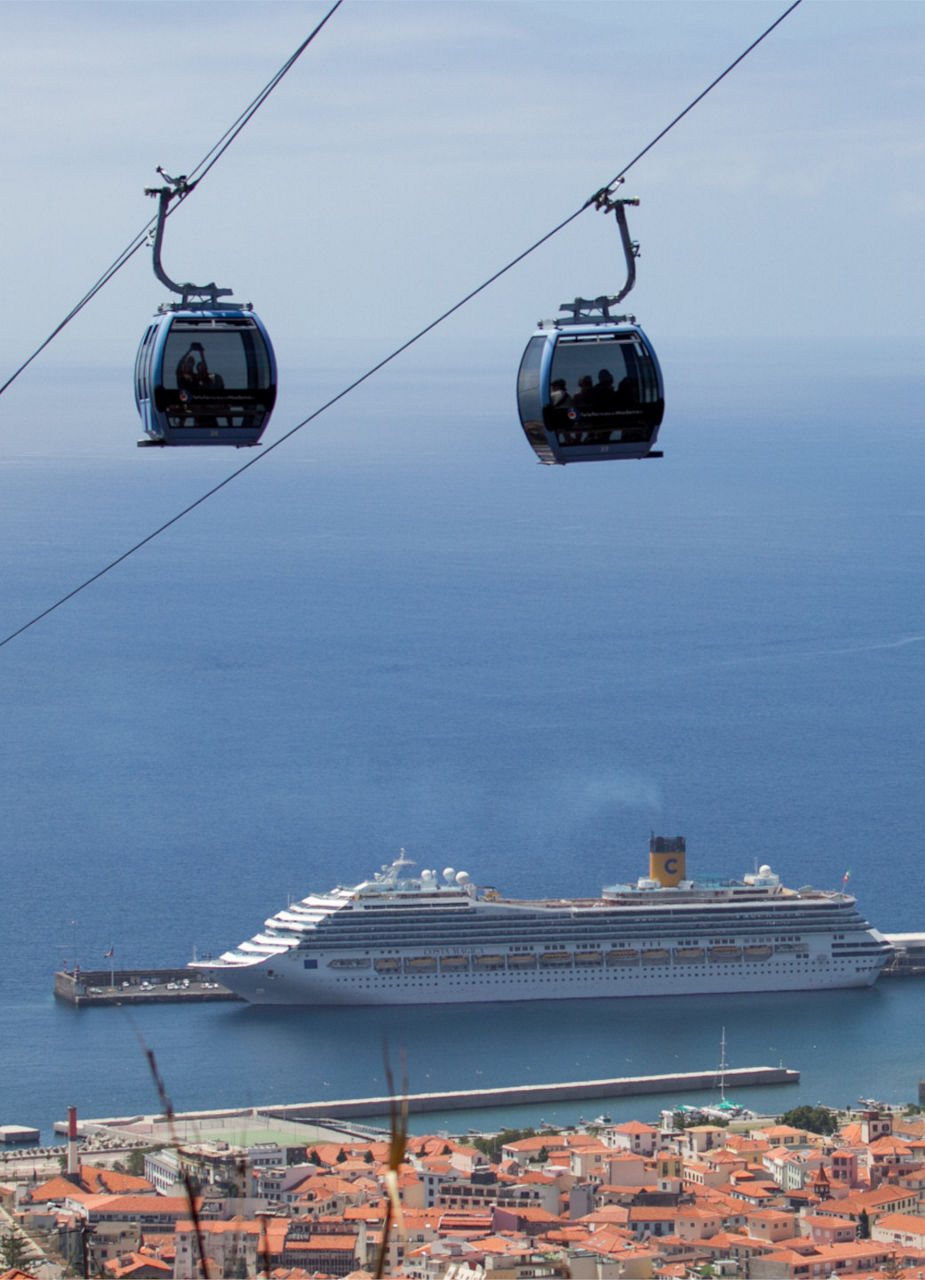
[
  {"left": 517, "top": 194, "right": 664, "bottom": 465},
  {"left": 134, "top": 171, "right": 277, "bottom": 448}
]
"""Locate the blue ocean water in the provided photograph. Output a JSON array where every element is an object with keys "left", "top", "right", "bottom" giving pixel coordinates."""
[{"left": 1, "top": 336, "right": 924, "bottom": 1141}]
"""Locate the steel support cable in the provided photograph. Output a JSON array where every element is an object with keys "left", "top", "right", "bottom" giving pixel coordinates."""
[
  {"left": 599, "top": 0, "right": 803, "bottom": 192},
  {"left": 0, "top": 0, "right": 343, "bottom": 401},
  {"left": 184, "top": 0, "right": 344, "bottom": 190},
  {"left": 0, "top": 0, "right": 802, "bottom": 651}
]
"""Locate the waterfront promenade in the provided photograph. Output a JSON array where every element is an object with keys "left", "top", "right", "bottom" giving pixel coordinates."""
[{"left": 53, "top": 1064, "right": 798, "bottom": 1136}]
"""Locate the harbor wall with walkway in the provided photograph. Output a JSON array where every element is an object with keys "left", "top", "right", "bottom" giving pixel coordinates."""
[
  {"left": 54, "top": 1066, "right": 796, "bottom": 1136},
  {"left": 51, "top": 1067, "right": 797, "bottom": 1142},
  {"left": 262, "top": 1066, "right": 798, "bottom": 1119}
]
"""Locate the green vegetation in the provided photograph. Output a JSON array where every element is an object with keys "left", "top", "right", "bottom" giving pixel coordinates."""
[
  {"left": 671, "top": 1110, "right": 729, "bottom": 1130},
  {"left": 1, "top": 1225, "right": 29, "bottom": 1270},
  {"left": 883, "top": 1249, "right": 905, "bottom": 1277},
  {"left": 470, "top": 1127, "right": 537, "bottom": 1162},
  {"left": 124, "top": 1144, "right": 164, "bottom": 1177},
  {"left": 778, "top": 1105, "right": 839, "bottom": 1135}
]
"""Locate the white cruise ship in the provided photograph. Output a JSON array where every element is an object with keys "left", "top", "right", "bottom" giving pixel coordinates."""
[{"left": 190, "top": 837, "right": 890, "bottom": 1006}]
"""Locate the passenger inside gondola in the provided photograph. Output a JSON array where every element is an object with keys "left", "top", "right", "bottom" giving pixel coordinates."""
[
  {"left": 176, "top": 347, "right": 198, "bottom": 391},
  {"left": 515, "top": 318, "right": 664, "bottom": 463},
  {"left": 592, "top": 368, "right": 617, "bottom": 406},
  {"left": 160, "top": 326, "right": 272, "bottom": 432},
  {"left": 550, "top": 378, "right": 572, "bottom": 408},
  {"left": 543, "top": 335, "right": 662, "bottom": 448},
  {"left": 616, "top": 375, "right": 637, "bottom": 405},
  {"left": 573, "top": 375, "right": 594, "bottom": 410}
]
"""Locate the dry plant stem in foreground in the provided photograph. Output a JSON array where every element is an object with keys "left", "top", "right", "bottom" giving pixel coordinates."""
[
  {"left": 375, "top": 1048, "right": 409, "bottom": 1279},
  {"left": 132, "top": 1022, "right": 211, "bottom": 1280}
]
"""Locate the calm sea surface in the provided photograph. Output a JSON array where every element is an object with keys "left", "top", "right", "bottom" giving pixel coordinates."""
[{"left": 0, "top": 337, "right": 923, "bottom": 1141}]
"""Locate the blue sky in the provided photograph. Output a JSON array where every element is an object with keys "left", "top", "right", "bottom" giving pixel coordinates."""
[{"left": 0, "top": 0, "right": 922, "bottom": 392}]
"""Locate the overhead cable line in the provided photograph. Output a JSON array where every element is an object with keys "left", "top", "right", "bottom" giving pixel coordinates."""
[
  {"left": 0, "top": 0, "right": 343, "bottom": 401},
  {"left": 598, "top": 0, "right": 803, "bottom": 193},
  {"left": 0, "top": 0, "right": 802, "bottom": 651}
]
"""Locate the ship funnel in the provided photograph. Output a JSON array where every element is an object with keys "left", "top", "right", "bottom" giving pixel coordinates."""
[{"left": 649, "top": 835, "right": 685, "bottom": 886}]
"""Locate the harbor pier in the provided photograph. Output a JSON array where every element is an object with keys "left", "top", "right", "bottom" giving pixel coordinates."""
[
  {"left": 261, "top": 1066, "right": 798, "bottom": 1119},
  {"left": 53, "top": 968, "right": 240, "bottom": 1006},
  {"left": 54, "top": 1065, "right": 798, "bottom": 1141}
]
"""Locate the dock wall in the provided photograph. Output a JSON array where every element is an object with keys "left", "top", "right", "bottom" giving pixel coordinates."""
[
  {"left": 53, "top": 969, "right": 239, "bottom": 1006},
  {"left": 57, "top": 1065, "right": 798, "bottom": 1135},
  {"left": 262, "top": 1066, "right": 799, "bottom": 1120}
]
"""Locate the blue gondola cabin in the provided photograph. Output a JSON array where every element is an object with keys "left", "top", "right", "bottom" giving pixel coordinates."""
[
  {"left": 517, "top": 321, "right": 664, "bottom": 465},
  {"left": 134, "top": 309, "right": 277, "bottom": 448}
]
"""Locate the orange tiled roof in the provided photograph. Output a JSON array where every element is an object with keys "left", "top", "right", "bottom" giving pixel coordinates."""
[
  {"left": 869, "top": 1135, "right": 913, "bottom": 1154},
  {"left": 104, "top": 1251, "right": 171, "bottom": 1277},
  {"left": 175, "top": 1216, "right": 263, "bottom": 1236},
  {"left": 627, "top": 1205, "right": 679, "bottom": 1222},
  {"left": 578, "top": 1206, "right": 630, "bottom": 1225},
  {"left": 541, "top": 1226, "right": 592, "bottom": 1245},
  {"left": 26, "top": 1174, "right": 97, "bottom": 1205},
  {"left": 407, "top": 1137, "right": 479, "bottom": 1158},
  {"left": 286, "top": 1235, "right": 359, "bottom": 1251},
  {"left": 85, "top": 1193, "right": 194, "bottom": 1216},
  {"left": 870, "top": 1211, "right": 925, "bottom": 1234},
  {"left": 838, "top": 1123, "right": 864, "bottom": 1145},
  {"left": 469, "top": 1235, "right": 536, "bottom": 1255},
  {"left": 342, "top": 1203, "right": 387, "bottom": 1222},
  {"left": 79, "top": 1165, "right": 156, "bottom": 1195},
  {"left": 818, "top": 1185, "right": 917, "bottom": 1214},
  {"left": 595, "top": 1182, "right": 651, "bottom": 1197},
  {"left": 582, "top": 1225, "right": 638, "bottom": 1257},
  {"left": 502, "top": 1136, "right": 556, "bottom": 1153}
]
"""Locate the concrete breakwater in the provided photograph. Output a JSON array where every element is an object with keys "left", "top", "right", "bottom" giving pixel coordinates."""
[
  {"left": 55, "top": 1065, "right": 798, "bottom": 1139},
  {"left": 263, "top": 1066, "right": 799, "bottom": 1120}
]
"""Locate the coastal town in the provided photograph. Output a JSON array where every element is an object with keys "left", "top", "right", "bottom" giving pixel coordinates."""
[{"left": 5, "top": 1099, "right": 925, "bottom": 1279}]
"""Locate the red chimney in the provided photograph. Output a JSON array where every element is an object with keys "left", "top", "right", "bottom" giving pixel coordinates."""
[{"left": 67, "top": 1106, "right": 78, "bottom": 1176}]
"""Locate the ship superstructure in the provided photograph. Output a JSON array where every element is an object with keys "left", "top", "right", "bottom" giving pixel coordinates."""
[{"left": 190, "top": 838, "right": 890, "bottom": 1006}]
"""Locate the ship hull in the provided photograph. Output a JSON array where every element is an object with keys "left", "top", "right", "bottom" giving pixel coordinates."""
[
  {"left": 191, "top": 844, "right": 890, "bottom": 1007},
  {"left": 197, "top": 948, "right": 886, "bottom": 1007}
]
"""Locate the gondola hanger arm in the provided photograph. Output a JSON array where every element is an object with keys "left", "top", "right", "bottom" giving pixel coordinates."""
[
  {"left": 144, "top": 169, "right": 232, "bottom": 308},
  {"left": 557, "top": 190, "right": 641, "bottom": 325}
]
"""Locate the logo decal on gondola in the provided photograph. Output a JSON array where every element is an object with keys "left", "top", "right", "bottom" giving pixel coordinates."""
[
  {"left": 179, "top": 390, "right": 189, "bottom": 402},
  {"left": 567, "top": 409, "right": 578, "bottom": 420}
]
